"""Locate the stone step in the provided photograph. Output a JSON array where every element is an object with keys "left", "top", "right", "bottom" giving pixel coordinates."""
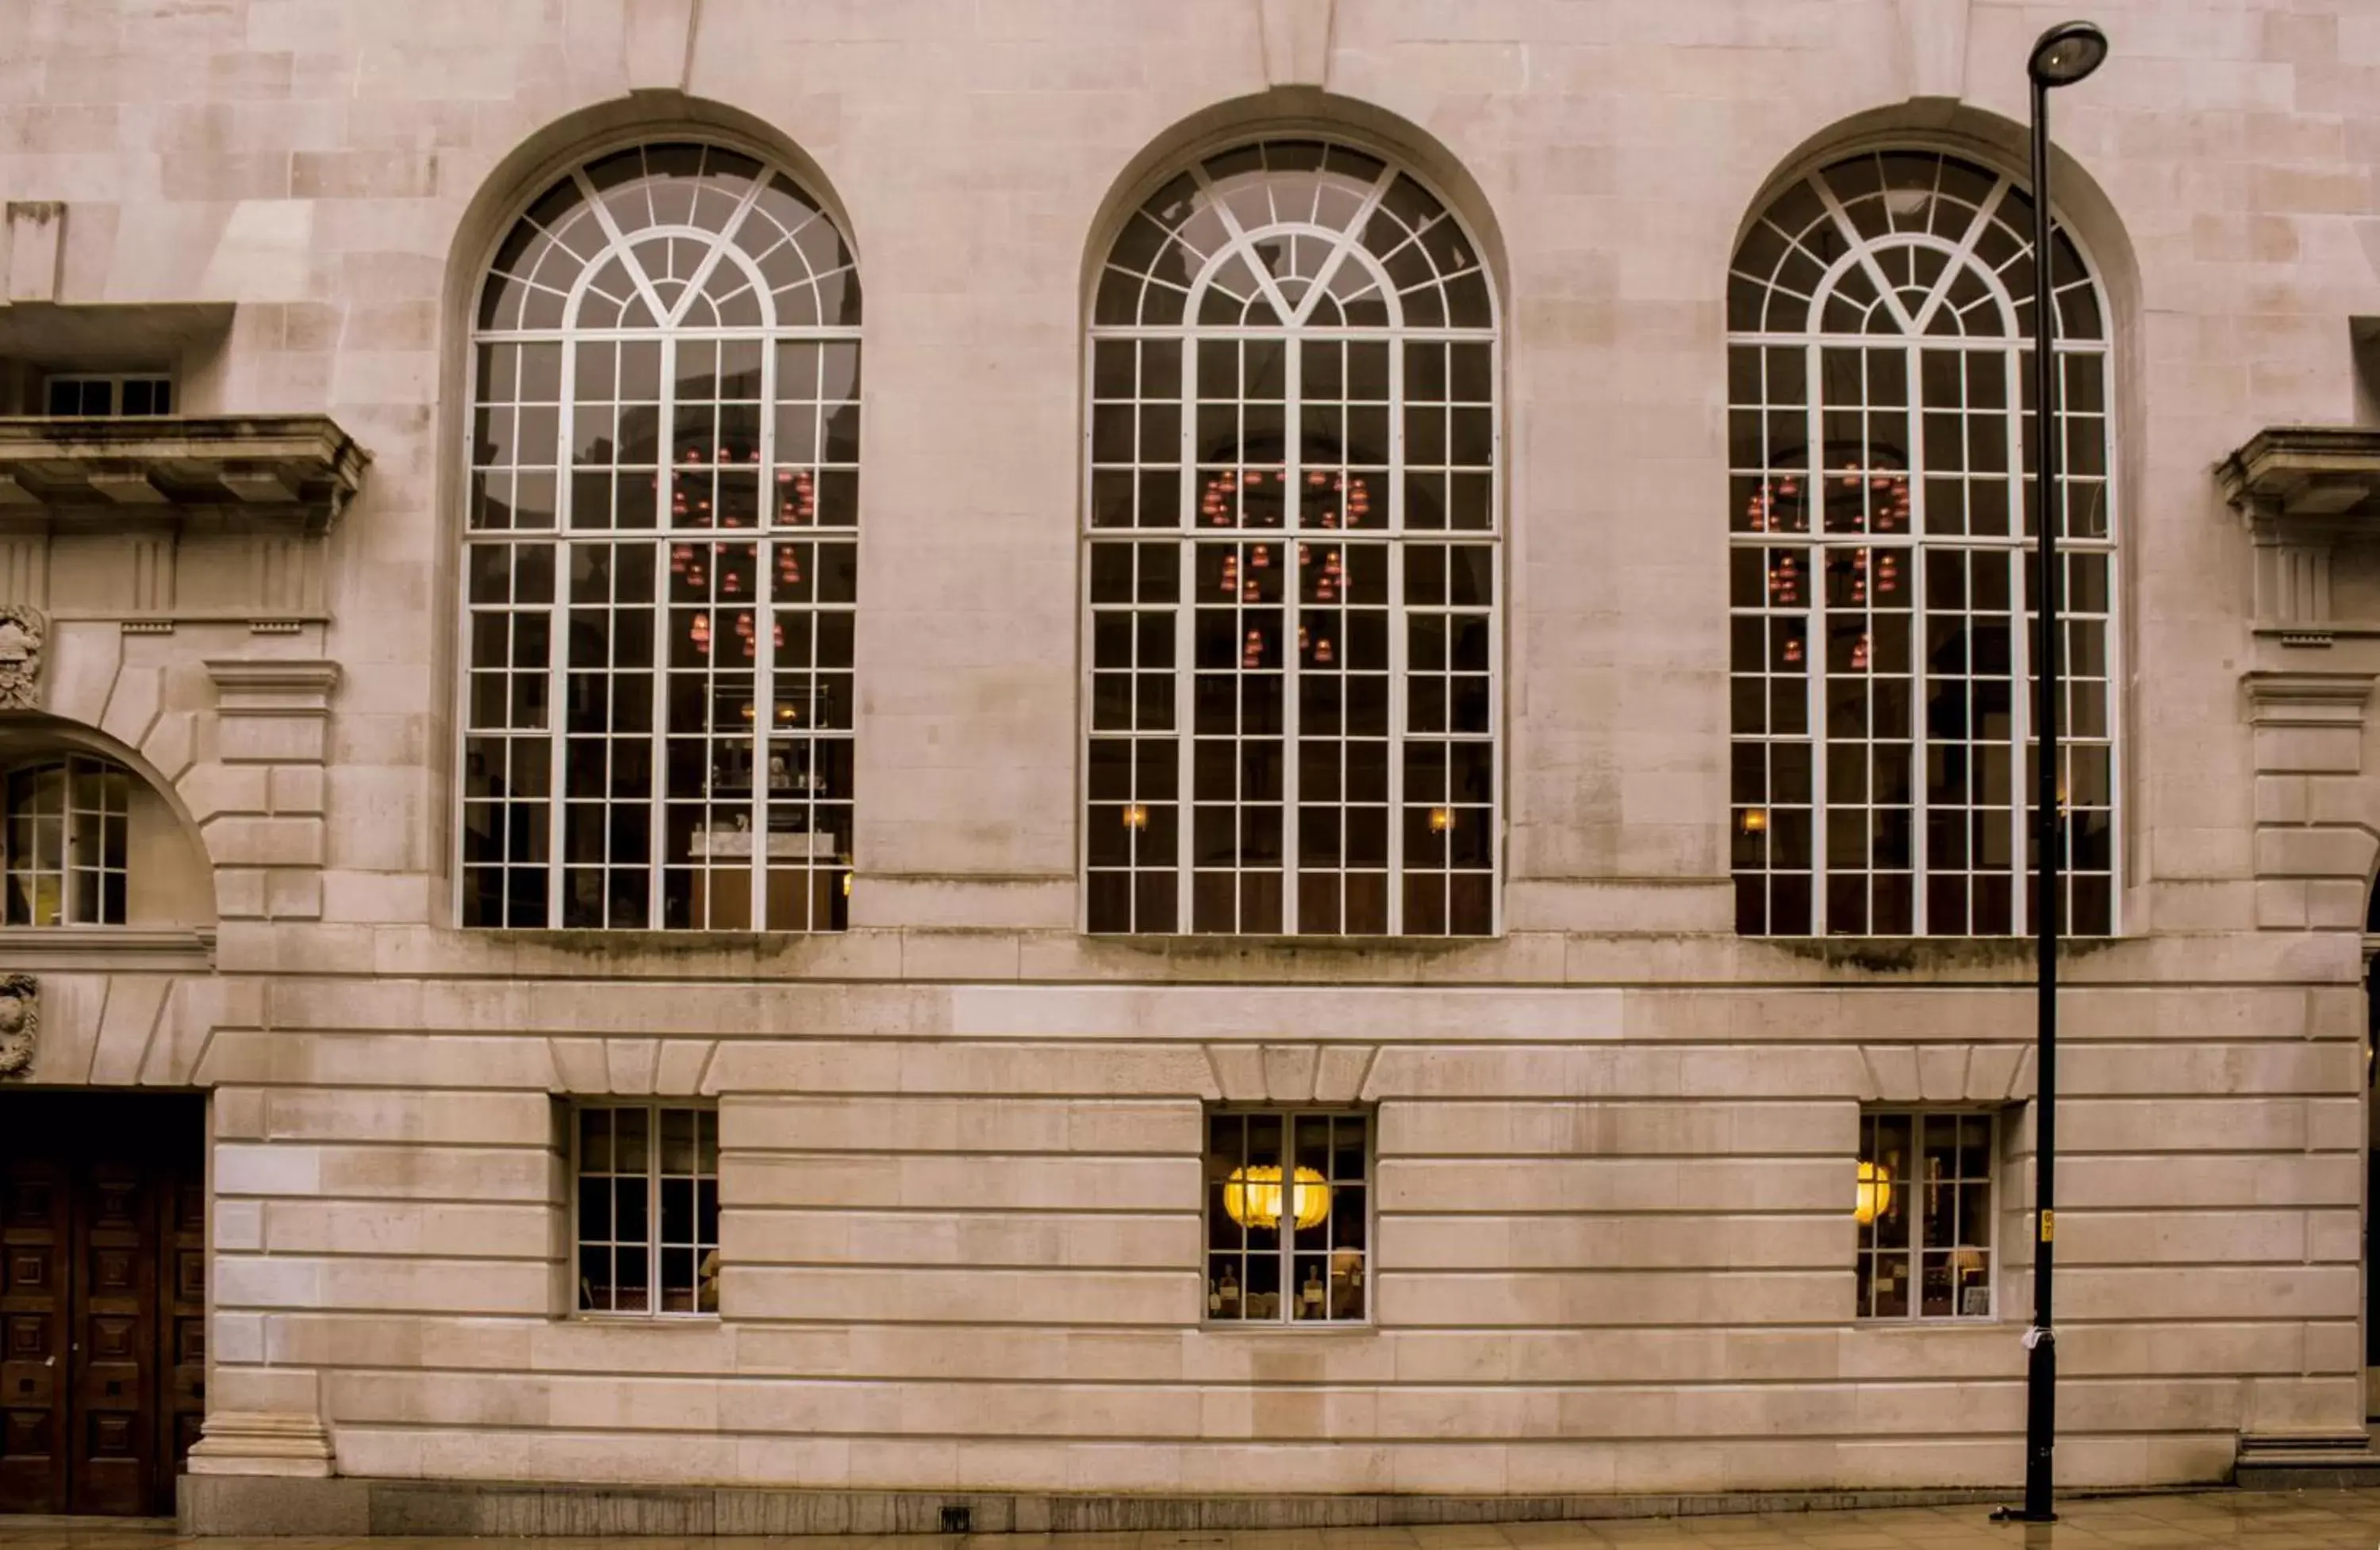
[{"left": 2235, "top": 1433, "right": 2380, "bottom": 1490}]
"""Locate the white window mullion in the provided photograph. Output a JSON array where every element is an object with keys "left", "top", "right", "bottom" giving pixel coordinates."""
[
  {"left": 545, "top": 362, "right": 570, "bottom": 931},
  {"left": 1804, "top": 341, "right": 1828, "bottom": 934},
  {"left": 1281, "top": 335, "right": 1303, "bottom": 935},
  {"left": 1385, "top": 328, "right": 1407, "bottom": 936},
  {"left": 647, "top": 1103, "right": 664, "bottom": 1313},
  {"left": 1386, "top": 544, "right": 1407, "bottom": 937},
  {"left": 2009, "top": 539, "right": 2033, "bottom": 939},
  {"left": 1905, "top": 340, "right": 1930, "bottom": 937},
  {"left": 1176, "top": 333, "right": 1197, "bottom": 931},
  {"left": 648, "top": 335, "right": 678, "bottom": 930},
  {"left": 750, "top": 338, "right": 777, "bottom": 930},
  {"left": 1488, "top": 535, "right": 1505, "bottom": 937},
  {"left": 2008, "top": 340, "right": 2033, "bottom": 939}
]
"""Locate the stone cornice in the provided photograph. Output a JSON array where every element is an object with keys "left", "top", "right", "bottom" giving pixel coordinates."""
[
  {"left": 2241, "top": 669, "right": 2377, "bottom": 724},
  {"left": 0, "top": 926, "right": 213, "bottom": 972},
  {"left": 2216, "top": 426, "right": 2380, "bottom": 524},
  {"left": 0, "top": 415, "right": 369, "bottom": 532},
  {"left": 205, "top": 658, "right": 340, "bottom": 716}
]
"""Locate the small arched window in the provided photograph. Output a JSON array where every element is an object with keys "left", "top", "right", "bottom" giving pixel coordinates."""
[
  {"left": 1726, "top": 148, "right": 2116, "bottom": 937},
  {"left": 1084, "top": 139, "right": 1500, "bottom": 936},
  {"left": 461, "top": 142, "right": 861, "bottom": 930},
  {"left": 5, "top": 757, "right": 129, "bottom": 925}
]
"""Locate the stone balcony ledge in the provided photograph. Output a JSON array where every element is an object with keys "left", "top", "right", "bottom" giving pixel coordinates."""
[
  {"left": 2216, "top": 426, "right": 2380, "bottom": 523},
  {"left": 0, "top": 415, "right": 370, "bottom": 531},
  {"left": 2215, "top": 428, "right": 2380, "bottom": 646}
]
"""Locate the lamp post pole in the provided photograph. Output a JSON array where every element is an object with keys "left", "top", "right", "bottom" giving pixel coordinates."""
[{"left": 2006, "top": 20, "right": 2107, "bottom": 1527}]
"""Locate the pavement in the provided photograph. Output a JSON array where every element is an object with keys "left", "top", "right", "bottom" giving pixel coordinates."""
[{"left": 14, "top": 1490, "right": 2380, "bottom": 1549}]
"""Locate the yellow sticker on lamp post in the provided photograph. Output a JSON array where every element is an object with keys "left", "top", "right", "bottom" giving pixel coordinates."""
[{"left": 2040, "top": 1210, "right": 2055, "bottom": 1242}]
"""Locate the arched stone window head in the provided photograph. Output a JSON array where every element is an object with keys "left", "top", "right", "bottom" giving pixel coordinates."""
[
  {"left": 1084, "top": 138, "right": 1502, "bottom": 937},
  {"left": 460, "top": 142, "right": 862, "bottom": 931},
  {"left": 1726, "top": 149, "right": 2117, "bottom": 938}
]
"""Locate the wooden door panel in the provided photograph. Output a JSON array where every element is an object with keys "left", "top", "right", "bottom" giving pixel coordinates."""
[
  {"left": 0, "top": 1161, "right": 68, "bottom": 1515},
  {"left": 0, "top": 1096, "right": 201, "bottom": 1520},
  {"left": 70, "top": 1164, "right": 156, "bottom": 1517},
  {"left": 164, "top": 1174, "right": 205, "bottom": 1480}
]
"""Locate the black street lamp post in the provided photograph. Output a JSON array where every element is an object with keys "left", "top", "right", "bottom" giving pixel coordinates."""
[{"left": 2002, "top": 18, "right": 2109, "bottom": 1527}]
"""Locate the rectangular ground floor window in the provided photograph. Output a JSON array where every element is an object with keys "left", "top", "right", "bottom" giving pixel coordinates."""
[
  {"left": 1856, "top": 1108, "right": 1995, "bottom": 1320},
  {"left": 573, "top": 1103, "right": 719, "bottom": 1316},
  {"left": 1204, "top": 1108, "right": 1368, "bottom": 1325}
]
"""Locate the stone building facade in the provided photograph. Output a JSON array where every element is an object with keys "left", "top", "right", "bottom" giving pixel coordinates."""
[{"left": 2, "top": 0, "right": 2379, "bottom": 1529}]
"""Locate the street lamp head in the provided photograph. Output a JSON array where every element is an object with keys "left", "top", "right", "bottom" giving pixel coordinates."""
[{"left": 2029, "top": 21, "right": 2108, "bottom": 87}]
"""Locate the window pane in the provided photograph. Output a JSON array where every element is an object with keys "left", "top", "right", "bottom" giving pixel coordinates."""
[
  {"left": 1856, "top": 1110, "right": 1996, "bottom": 1322},
  {"left": 1729, "top": 151, "right": 2113, "bottom": 938},
  {"left": 1087, "top": 141, "right": 1498, "bottom": 937},
  {"left": 575, "top": 1105, "right": 718, "bottom": 1320},
  {"left": 466, "top": 147, "right": 861, "bottom": 933},
  {"left": 1206, "top": 1108, "right": 1368, "bottom": 1326}
]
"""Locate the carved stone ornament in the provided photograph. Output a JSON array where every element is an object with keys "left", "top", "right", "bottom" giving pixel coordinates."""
[
  {"left": 0, "top": 974, "right": 36, "bottom": 1078},
  {"left": 0, "top": 604, "right": 44, "bottom": 710}
]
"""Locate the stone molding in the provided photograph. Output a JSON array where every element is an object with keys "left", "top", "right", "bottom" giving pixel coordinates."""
[
  {"left": 1257, "top": 0, "right": 1334, "bottom": 88},
  {"left": 0, "top": 926, "right": 213, "bottom": 972},
  {"left": 550, "top": 1036, "right": 717, "bottom": 1096},
  {"left": 205, "top": 658, "right": 340, "bottom": 719},
  {"left": 187, "top": 1410, "right": 336, "bottom": 1479},
  {"left": 1854, "top": 1042, "right": 2032, "bottom": 1105},
  {"left": 624, "top": 0, "right": 701, "bottom": 94},
  {"left": 2243, "top": 669, "right": 2375, "bottom": 776},
  {"left": 1894, "top": 0, "right": 1971, "bottom": 102},
  {"left": 1207, "top": 1042, "right": 1377, "bottom": 1104}
]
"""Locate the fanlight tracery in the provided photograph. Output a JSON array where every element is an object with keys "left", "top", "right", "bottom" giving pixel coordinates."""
[
  {"left": 1085, "top": 140, "right": 1499, "bottom": 937},
  {"left": 463, "top": 143, "right": 861, "bottom": 932},
  {"left": 478, "top": 142, "right": 859, "bottom": 334},
  {"left": 1726, "top": 149, "right": 2116, "bottom": 938}
]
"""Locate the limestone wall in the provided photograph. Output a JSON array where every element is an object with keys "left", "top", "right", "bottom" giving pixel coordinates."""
[{"left": 2, "top": 0, "right": 2378, "bottom": 1502}]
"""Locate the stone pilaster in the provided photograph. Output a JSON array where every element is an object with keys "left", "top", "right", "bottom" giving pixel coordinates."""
[
  {"left": 2242, "top": 670, "right": 2378, "bottom": 930},
  {"left": 201, "top": 659, "right": 337, "bottom": 922}
]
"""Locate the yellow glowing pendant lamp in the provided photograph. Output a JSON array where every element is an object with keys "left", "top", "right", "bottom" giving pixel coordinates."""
[
  {"left": 1223, "top": 1164, "right": 1332, "bottom": 1230},
  {"left": 1855, "top": 1161, "right": 1893, "bottom": 1226}
]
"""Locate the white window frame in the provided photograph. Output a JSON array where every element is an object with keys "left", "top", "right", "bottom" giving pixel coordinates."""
[
  {"left": 569, "top": 1099, "right": 720, "bottom": 1320},
  {"left": 1081, "top": 139, "right": 1503, "bottom": 938},
  {"left": 1854, "top": 1106, "right": 1999, "bottom": 1323},
  {"left": 2, "top": 756, "right": 129, "bottom": 927},
  {"left": 1201, "top": 1106, "right": 1372, "bottom": 1329},
  {"left": 455, "top": 140, "right": 862, "bottom": 932},
  {"left": 1726, "top": 149, "right": 2121, "bottom": 938}
]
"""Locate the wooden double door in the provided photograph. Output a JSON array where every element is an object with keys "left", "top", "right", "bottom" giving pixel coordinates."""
[{"left": 0, "top": 1093, "right": 205, "bottom": 1517}]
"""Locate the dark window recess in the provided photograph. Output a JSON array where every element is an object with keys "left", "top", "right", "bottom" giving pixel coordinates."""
[{"left": 43, "top": 375, "right": 172, "bottom": 417}]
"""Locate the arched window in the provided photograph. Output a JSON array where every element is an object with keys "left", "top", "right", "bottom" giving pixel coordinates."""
[
  {"left": 461, "top": 141, "right": 861, "bottom": 930},
  {"left": 1726, "top": 148, "right": 2115, "bottom": 937},
  {"left": 1084, "top": 139, "right": 1499, "bottom": 936},
  {"left": 5, "top": 757, "right": 128, "bottom": 925}
]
